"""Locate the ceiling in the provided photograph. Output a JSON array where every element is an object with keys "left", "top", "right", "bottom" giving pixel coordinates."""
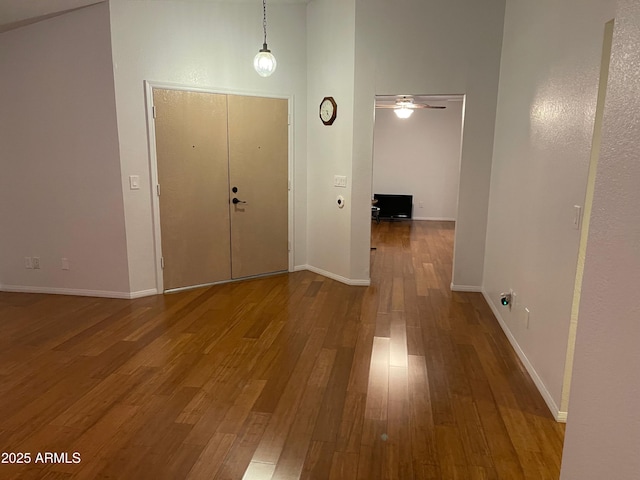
[
  {"left": 0, "top": 0, "right": 308, "bottom": 34},
  {"left": 0, "top": 0, "right": 105, "bottom": 33}
]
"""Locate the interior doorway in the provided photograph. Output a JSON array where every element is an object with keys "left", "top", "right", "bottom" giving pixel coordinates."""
[
  {"left": 150, "top": 87, "right": 290, "bottom": 292},
  {"left": 371, "top": 94, "right": 465, "bottom": 264}
]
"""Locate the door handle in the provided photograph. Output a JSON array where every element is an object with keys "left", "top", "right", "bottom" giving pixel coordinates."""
[{"left": 232, "top": 198, "right": 247, "bottom": 205}]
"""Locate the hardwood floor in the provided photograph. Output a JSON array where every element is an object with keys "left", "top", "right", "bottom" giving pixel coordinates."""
[{"left": 0, "top": 220, "right": 564, "bottom": 479}]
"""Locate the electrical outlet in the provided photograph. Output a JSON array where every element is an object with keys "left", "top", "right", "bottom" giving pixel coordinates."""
[
  {"left": 61, "top": 258, "right": 70, "bottom": 270},
  {"left": 24, "top": 257, "right": 33, "bottom": 269},
  {"left": 419, "top": 201, "right": 424, "bottom": 208},
  {"left": 32, "top": 257, "right": 40, "bottom": 269}
]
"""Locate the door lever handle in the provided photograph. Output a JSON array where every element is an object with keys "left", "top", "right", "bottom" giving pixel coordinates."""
[{"left": 232, "top": 198, "right": 247, "bottom": 205}]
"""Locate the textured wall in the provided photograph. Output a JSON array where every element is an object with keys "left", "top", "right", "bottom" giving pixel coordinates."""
[
  {"left": 305, "top": 0, "right": 356, "bottom": 281},
  {"left": 0, "top": 3, "right": 130, "bottom": 296},
  {"left": 483, "top": 0, "right": 615, "bottom": 414},
  {"left": 560, "top": 0, "right": 640, "bottom": 477}
]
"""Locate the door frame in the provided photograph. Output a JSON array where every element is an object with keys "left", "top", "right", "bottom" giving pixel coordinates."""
[{"left": 144, "top": 80, "right": 295, "bottom": 293}]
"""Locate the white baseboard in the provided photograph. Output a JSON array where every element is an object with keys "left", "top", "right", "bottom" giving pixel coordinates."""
[
  {"left": 294, "top": 265, "right": 371, "bottom": 286},
  {"left": 482, "top": 289, "right": 567, "bottom": 423},
  {"left": 451, "top": 283, "right": 482, "bottom": 292},
  {"left": 128, "top": 289, "right": 158, "bottom": 299},
  {"left": 0, "top": 284, "right": 158, "bottom": 300},
  {"left": 413, "top": 217, "right": 456, "bottom": 222}
]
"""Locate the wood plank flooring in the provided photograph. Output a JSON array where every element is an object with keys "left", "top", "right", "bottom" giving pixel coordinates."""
[{"left": 0, "top": 220, "right": 564, "bottom": 479}]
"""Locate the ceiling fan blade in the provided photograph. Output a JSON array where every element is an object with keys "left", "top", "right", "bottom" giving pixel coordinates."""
[
  {"left": 415, "top": 104, "right": 446, "bottom": 109},
  {"left": 374, "top": 103, "right": 447, "bottom": 110}
]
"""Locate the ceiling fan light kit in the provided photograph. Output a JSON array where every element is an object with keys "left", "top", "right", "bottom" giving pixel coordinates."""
[
  {"left": 254, "top": 0, "right": 276, "bottom": 77},
  {"left": 394, "top": 106, "right": 414, "bottom": 119}
]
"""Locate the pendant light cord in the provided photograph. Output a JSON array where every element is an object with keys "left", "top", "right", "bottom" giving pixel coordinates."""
[{"left": 262, "top": 0, "right": 268, "bottom": 47}]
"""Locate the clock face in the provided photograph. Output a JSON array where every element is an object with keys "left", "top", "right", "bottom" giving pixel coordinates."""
[
  {"left": 320, "top": 100, "right": 333, "bottom": 121},
  {"left": 319, "top": 96, "right": 337, "bottom": 125}
]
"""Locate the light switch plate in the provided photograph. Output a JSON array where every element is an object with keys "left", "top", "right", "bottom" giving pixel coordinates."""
[
  {"left": 573, "top": 205, "right": 582, "bottom": 229},
  {"left": 334, "top": 175, "right": 347, "bottom": 188},
  {"left": 129, "top": 175, "right": 140, "bottom": 190}
]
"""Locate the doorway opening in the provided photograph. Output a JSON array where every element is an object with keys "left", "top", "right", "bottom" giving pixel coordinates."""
[{"left": 371, "top": 94, "right": 465, "bottom": 281}]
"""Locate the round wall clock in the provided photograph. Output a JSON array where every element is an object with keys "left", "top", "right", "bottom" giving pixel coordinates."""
[{"left": 319, "top": 96, "right": 337, "bottom": 125}]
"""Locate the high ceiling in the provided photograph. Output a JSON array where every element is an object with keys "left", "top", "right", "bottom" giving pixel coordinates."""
[
  {"left": 0, "top": 0, "right": 105, "bottom": 33},
  {"left": 0, "top": 0, "right": 307, "bottom": 33}
]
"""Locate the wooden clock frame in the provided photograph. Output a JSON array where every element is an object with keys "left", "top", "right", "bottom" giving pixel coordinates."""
[{"left": 319, "top": 96, "right": 337, "bottom": 125}]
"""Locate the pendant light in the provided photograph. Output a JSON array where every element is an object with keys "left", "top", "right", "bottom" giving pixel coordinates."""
[{"left": 254, "top": 0, "right": 277, "bottom": 77}]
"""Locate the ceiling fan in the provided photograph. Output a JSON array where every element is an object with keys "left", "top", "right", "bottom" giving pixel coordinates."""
[{"left": 376, "top": 96, "right": 446, "bottom": 118}]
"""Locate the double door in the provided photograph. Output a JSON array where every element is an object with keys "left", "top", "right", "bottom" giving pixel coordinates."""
[{"left": 153, "top": 88, "right": 288, "bottom": 291}]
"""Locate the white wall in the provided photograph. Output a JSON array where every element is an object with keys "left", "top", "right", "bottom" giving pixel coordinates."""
[
  {"left": 305, "top": 0, "right": 357, "bottom": 283},
  {"left": 109, "top": 0, "right": 308, "bottom": 293},
  {"left": 0, "top": 3, "right": 130, "bottom": 297},
  {"left": 351, "top": 0, "right": 505, "bottom": 287},
  {"left": 372, "top": 102, "right": 463, "bottom": 221},
  {"left": 560, "top": 1, "right": 640, "bottom": 477},
  {"left": 483, "top": 0, "right": 616, "bottom": 418}
]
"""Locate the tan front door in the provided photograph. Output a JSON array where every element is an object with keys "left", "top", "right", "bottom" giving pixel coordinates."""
[
  {"left": 153, "top": 89, "right": 288, "bottom": 291},
  {"left": 228, "top": 95, "right": 289, "bottom": 279},
  {"left": 154, "top": 89, "right": 231, "bottom": 290}
]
